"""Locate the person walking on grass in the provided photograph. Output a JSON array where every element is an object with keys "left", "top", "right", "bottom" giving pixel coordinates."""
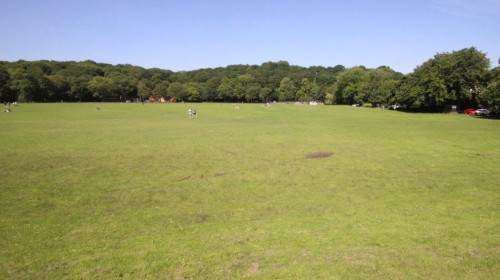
[{"left": 188, "top": 108, "right": 193, "bottom": 119}]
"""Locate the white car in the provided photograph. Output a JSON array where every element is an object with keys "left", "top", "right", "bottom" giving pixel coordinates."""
[{"left": 475, "top": 109, "right": 490, "bottom": 116}]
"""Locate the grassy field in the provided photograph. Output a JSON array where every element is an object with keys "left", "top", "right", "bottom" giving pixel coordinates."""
[{"left": 0, "top": 103, "right": 499, "bottom": 279}]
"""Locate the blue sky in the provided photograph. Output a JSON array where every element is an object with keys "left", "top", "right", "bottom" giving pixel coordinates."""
[{"left": 1, "top": 0, "right": 499, "bottom": 73}]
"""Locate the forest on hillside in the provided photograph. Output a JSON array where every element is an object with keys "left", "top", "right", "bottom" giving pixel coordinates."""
[{"left": 1, "top": 47, "right": 499, "bottom": 113}]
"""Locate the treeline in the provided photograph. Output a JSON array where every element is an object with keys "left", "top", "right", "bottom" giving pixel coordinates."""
[{"left": 0, "top": 47, "right": 499, "bottom": 112}]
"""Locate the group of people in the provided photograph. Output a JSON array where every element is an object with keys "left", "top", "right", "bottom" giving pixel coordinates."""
[
  {"left": 188, "top": 108, "right": 197, "bottom": 119},
  {"left": 3, "top": 101, "right": 16, "bottom": 112}
]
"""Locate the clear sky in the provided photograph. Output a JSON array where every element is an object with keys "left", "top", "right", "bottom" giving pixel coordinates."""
[{"left": 1, "top": 0, "right": 499, "bottom": 73}]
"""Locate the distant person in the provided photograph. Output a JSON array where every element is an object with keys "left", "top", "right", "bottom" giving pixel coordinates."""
[
  {"left": 192, "top": 108, "right": 197, "bottom": 119},
  {"left": 3, "top": 102, "right": 11, "bottom": 112},
  {"left": 188, "top": 108, "right": 193, "bottom": 119}
]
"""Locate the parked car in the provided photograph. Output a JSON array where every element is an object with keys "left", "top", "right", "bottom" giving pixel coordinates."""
[
  {"left": 475, "top": 109, "right": 491, "bottom": 116},
  {"left": 389, "top": 105, "right": 406, "bottom": 110},
  {"left": 463, "top": 108, "right": 476, "bottom": 115}
]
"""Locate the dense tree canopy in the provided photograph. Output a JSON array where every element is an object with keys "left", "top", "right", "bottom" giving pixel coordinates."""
[
  {"left": 393, "top": 47, "right": 491, "bottom": 110},
  {"left": 1, "top": 47, "right": 498, "bottom": 114}
]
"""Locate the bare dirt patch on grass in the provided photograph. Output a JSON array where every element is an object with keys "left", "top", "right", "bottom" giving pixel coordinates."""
[
  {"left": 196, "top": 213, "right": 209, "bottom": 223},
  {"left": 306, "top": 152, "right": 333, "bottom": 159},
  {"left": 243, "top": 262, "right": 260, "bottom": 277},
  {"left": 477, "top": 153, "right": 495, "bottom": 158}
]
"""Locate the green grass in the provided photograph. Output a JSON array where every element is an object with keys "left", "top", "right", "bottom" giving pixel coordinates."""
[{"left": 1, "top": 103, "right": 499, "bottom": 279}]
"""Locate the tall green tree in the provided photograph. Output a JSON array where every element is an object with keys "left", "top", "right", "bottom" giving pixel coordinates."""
[
  {"left": 332, "top": 67, "right": 368, "bottom": 104},
  {"left": 87, "top": 76, "right": 115, "bottom": 101},
  {"left": 167, "top": 82, "right": 186, "bottom": 101},
  {"left": 479, "top": 80, "right": 500, "bottom": 114},
  {"left": 258, "top": 87, "right": 273, "bottom": 102},
  {"left": 478, "top": 67, "right": 500, "bottom": 114},
  {"left": 137, "top": 79, "right": 152, "bottom": 101},
  {"left": 10, "top": 69, "right": 41, "bottom": 102},
  {"left": 414, "top": 71, "right": 447, "bottom": 108},
  {"left": 415, "top": 47, "right": 490, "bottom": 108},
  {"left": 152, "top": 81, "right": 170, "bottom": 99},
  {"left": 48, "top": 73, "right": 70, "bottom": 101},
  {"left": 217, "top": 77, "right": 233, "bottom": 102},
  {"left": 112, "top": 75, "right": 137, "bottom": 100},
  {"left": 244, "top": 84, "right": 261, "bottom": 102},
  {"left": 204, "top": 77, "right": 220, "bottom": 101},
  {"left": 185, "top": 82, "right": 202, "bottom": 102},
  {"left": 0, "top": 65, "right": 15, "bottom": 102},
  {"left": 392, "top": 74, "right": 421, "bottom": 107},
  {"left": 296, "top": 78, "right": 319, "bottom": 102},
  {"left": 277, "top": 77, "right": 295, "bottom": 101},
  {"left": 69, "top": 77, "right": 93, "bottom": 101},
  {"left": 366, "top": 67, "right": 402, "bottom": 106}
]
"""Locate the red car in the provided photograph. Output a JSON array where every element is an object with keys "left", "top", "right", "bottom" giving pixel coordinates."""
[{"left": 464, "top": 108, "right": 476, "bottom": 115}]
